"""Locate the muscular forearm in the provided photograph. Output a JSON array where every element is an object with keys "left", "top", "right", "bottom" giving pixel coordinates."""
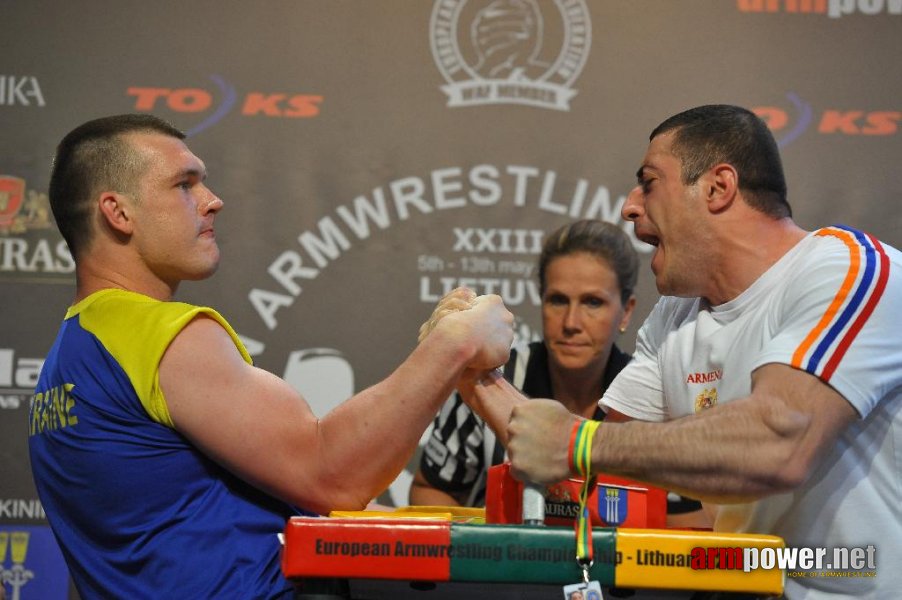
[
  {"left": 506, "top": 365, "right": 857, "bottom": 504},
  {"left": 593, "top": 397, "right": 807, "bottom": 503},
  {"left": 315, "top": 327, "right": 475, "bottom": 510},
  {"left": 593, "top": 365, "right": 857, "bottom": 503},
  {"left": 291, "top": 290, "right": 512, "bottom": 513}
]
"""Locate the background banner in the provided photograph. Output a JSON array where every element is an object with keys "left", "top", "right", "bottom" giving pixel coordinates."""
[{"left": 2, "top": 1, "right": 899, "bottom": 597}]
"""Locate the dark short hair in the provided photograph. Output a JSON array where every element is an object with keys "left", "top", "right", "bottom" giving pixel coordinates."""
[
  {"left": 650, "top": 104, "right": 790, "bottom": 219},
  {"left": 49, "top": 114, "right": 185, "bottom": 258},
  {"left": 538, "top": 219, "right": 639, "bottom": 304}
]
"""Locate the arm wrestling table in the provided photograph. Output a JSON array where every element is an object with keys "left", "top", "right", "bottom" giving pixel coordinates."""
[{"left": 281, "top": 465, "right": 784, "bottom": 599}]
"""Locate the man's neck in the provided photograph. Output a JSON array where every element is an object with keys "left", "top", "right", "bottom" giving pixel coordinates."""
[
  {"left": 703, "top": 216, "right": 808, "bottom": 306},
  {"left": 74, "top": 254, "right": 176, "bottom": 304}
]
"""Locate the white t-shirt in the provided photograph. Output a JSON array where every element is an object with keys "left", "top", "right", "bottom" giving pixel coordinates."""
[{"left": 602, "top": 226, "right": 901, "bottom": 599}]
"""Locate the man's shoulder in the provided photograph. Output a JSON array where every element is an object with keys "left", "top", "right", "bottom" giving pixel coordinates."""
[
  {"left": 805, "top": 226, "right": 901, "bottom": 263},
  {"left": 75, "top": 288, "right": 203, "bottom": 316},
  {"left": 75, "top": 289, "right": 220, "bottom": 338},
  {"left": 779, "top": 226, "right": 901, "bottom": 296}
]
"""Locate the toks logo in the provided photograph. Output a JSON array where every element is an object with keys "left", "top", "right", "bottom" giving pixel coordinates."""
[
  {"left": 752, "top": 93, "right": 899, "bottom": 146},
  {"left": 127, "top": 75, "right": 324, "bottom": 136}
]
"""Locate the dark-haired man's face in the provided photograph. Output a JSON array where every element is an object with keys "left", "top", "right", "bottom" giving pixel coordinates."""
[
  {"left": 622, "top": 132, "right": 716, "bottom": 299},
  {"left": 125, "top": 132, "right": 224, "bottom": 288}
]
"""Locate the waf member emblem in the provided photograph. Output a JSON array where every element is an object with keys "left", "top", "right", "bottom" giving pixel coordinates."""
[
  {"left": 695, "top": 388, "right": 718, "bottom": 412},
  {"left": 430, "top": 0, "right": 591, "bottom": 111},
  {"left": 0, "top": 175, "right": 52, "bottom": 234},
  {"left": 597, "top": 486, "right": 628, "bottom": 526}
]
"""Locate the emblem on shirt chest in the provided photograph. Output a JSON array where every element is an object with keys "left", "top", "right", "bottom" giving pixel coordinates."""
[
  {"left": 685, "top": 369, "right": 722, "bottom": 384},
  {"left": 694, "top": 388, "right": 718, "bottom": 412}
]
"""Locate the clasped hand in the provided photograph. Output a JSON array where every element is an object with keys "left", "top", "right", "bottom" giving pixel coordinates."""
[{"left": 418, "top": 287, "right": 514, "bottom": 372}]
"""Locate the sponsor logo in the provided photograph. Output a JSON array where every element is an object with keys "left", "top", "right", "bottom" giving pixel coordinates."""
[
  {"left": 0, "top": 76, "right": 45, "bottom": 107},
  {"left": 598, "top": 485, "right": 628, "bottom": 526},
  {"left": 0, "top": 526, "right": 70, "bottom": 600},
  {"left": 545, "top": 482, "right": 576, "bottom": 504},
  {"left": 0, "top": 499, "right": 45, "bottom": 521},
  {"left": 738, "top": 0, "right": 902, "bottom": 18},
  {"left": 0, "top": 530, "right": 33, "bottom": 599},
  {"left": 751, "top": 94, "right": 900, "bottom": 147},
  {"left": 0, "top": 348, "right": 44, "bottom": 410},
  {"left": 544, "top": 483, "right": 580, "bottom": 518},
  {"left": 0, "top": 176, "right": 73, "bottom": 282},
  {"left": 691, "top": 543, "right": 877, "bottom": 577},
  {"left": 694, "top": 388, "right": 718, "bottom": 412},
  {"left": 127, "top": 75, "right": 324, "bottom": 135},
  {"left": 0, "top": 176, "right": 25, "bottom": 230},
  {"left": 430, "top": 0, "right": 591, "bottom": 111},
  {"left": 544, "top": 500, "right": 580, "bottom": 519},
  {"left": 814, "top": 109, "right": 901, "bottom": 135},
  {"left": 0, "top": 176, "right": 51, "bottom": 234}
]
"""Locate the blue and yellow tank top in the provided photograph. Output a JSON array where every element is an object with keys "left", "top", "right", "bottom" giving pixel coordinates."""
[{"left": 29, "top": 289, "right": 297, "bottom": 599}]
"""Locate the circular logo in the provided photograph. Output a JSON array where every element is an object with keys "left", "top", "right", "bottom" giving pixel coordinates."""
[{"left": 430, "top": 0, "right": 592, "bottom": 110}]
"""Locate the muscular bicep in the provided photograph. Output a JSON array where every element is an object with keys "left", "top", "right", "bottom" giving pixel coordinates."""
[
  {"left": 749, "top": 362, "right": 858, "bottom": 486},
  {"left": 160, "top": 315, "right": 321, "bottom": 506}
]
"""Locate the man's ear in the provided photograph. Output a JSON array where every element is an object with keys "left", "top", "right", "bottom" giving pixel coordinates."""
[
  {"left": 98, "top": 192, "right": 135, "bottom": 236},
  {"left": 619, "top": 294, "right": 637, "bottom": 332},
  {"left": 705, "top": 163, "right": 739, "bottom": 214}
]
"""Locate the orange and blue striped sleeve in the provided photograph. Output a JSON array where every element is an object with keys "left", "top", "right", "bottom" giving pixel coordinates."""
[{"left": 789, "top": 225, "right": 891, "bottom": 383}]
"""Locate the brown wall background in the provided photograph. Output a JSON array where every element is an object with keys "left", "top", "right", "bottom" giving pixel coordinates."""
[{"left": 2, "top": 1, "right": 900, "bottom": 597}]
